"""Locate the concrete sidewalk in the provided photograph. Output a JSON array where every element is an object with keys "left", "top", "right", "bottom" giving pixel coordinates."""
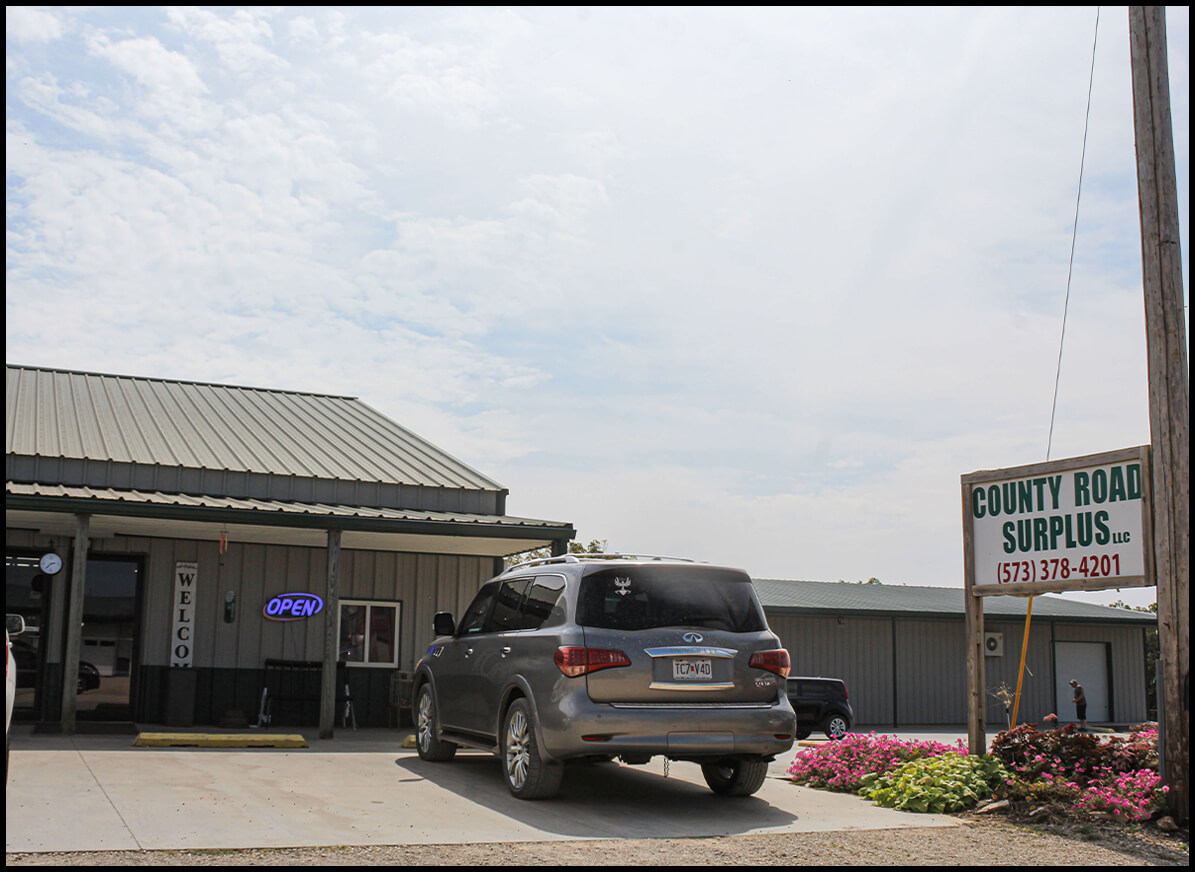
[{"left": 5, "top": 724, "right": 960, "bottom": 854}]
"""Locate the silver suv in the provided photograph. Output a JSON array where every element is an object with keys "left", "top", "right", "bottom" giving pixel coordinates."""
[{"left": 412, "top": 555, "right": 795, "bottom": 799}]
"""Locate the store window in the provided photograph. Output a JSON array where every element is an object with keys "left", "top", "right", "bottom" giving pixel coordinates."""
[{"left": 338, "top": 600, "right": 400, "bottom": 667}]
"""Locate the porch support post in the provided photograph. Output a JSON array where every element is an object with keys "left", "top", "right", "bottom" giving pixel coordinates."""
[
  {"left": 320, "top": 528, "right": 342, "bottom": 739},
  {"left": 61, "top": 513, "right": 89, "bottom": 733}
]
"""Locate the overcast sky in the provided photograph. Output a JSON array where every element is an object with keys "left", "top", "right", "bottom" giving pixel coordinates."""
[{"left": 6, "top": 7, "right": 1188, "bottom": 608}]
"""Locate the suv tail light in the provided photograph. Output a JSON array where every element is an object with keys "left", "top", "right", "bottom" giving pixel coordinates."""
[
  {"left": 749, "top": 648, "right": 791, "bottom": 677},
  {"left": 554, "top": 646, "right": 631, "bottom": 677}
]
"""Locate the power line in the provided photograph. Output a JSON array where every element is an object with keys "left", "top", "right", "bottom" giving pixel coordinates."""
[{"left": 1047, "top": 6, "right": 1101, "bottom": 462}]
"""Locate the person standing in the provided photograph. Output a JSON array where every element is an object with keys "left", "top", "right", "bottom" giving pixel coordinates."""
[{"left": 1069, "top": 679, "right": 1087, "bottom": 731}]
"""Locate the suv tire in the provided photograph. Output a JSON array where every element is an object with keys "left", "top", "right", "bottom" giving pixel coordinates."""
[
  {"left": 823, "top": 713, "right": 849, "bottom": 740},
  {"left": 700, "top": 757, "right": 769, "bottom": 796},
  {"left": 414, "top": 685, "right": 457, "bottom": 761},
  {"left": 501, "top": 698, "right": 563, "bottom": 799}
]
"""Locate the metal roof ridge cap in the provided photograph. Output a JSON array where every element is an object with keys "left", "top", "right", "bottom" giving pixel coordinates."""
[{"left": 5, "top": 364, "right": 358, "bottom": 401}]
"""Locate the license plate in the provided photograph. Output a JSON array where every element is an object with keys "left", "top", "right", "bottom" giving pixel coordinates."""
[{"left": 672, "top": 658, "right": 713, "bottom": 681}]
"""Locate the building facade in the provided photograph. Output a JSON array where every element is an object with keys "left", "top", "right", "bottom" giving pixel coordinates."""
[
  {"left": 6, "top": 365, "right": 573, "bottom": 731},
  {"left": 756, "top": 579, "right": 1155, "bottom": 728}
]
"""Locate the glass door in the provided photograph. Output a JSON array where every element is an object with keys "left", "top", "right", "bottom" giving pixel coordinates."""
[
  {"left": 5, "top": 552, "right": 49, "bottom": 720},
  {"left": 76, "top": 557, "right": 142, "bottom": 720}
]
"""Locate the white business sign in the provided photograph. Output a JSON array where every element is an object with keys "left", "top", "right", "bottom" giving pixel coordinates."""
[
  {"left": 171, "top": 561, "right": 197, "bottom": 667},
  {"left": 964, "top": 447, "right": 1152, "bottom": 594}
]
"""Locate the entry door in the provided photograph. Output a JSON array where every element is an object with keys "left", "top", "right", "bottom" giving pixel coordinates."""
[
  {"left": 1054, "top": 641, "right": 1110, "bottom": 723},
  {"left": 5, "top": 552, "right": 50, "bottom": 719},
  {"left": 76, "top": 557, "right": 142, "bottom": 720}
]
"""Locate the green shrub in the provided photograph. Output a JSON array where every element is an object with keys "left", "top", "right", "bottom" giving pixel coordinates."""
[{"left": 859, "top": 752, "right": 1009, "bottom": 814}]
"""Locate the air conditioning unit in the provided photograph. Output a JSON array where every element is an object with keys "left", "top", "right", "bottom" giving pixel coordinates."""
[{"left": 984, "top": 632, "right": 1004, "bottom": 657}]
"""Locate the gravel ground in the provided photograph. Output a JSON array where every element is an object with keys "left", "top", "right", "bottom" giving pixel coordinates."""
[{"left": 6, "top": 816, "right": 1188, "bottom": 866}]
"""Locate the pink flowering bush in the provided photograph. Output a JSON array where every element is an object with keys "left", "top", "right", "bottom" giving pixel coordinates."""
[
  {"left": 991, "top": 723, "right": 1158, "bottom": 781},
  {"left": 1074, "top": 769, "right": 1168, "bottom": 821},
  {"left": 787, "top": 732, "right": 965, "bottom": 793},
  {"left": 991, "top": 724, "right": 1168, "bottom": 822}
]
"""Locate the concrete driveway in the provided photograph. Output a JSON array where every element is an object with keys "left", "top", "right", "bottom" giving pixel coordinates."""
[{"left": 5, "top": 725, "right": 961, "bottom": 853}]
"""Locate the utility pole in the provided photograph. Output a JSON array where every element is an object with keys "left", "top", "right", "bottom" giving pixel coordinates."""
[{"left": 1128, "top": 6, "right": 1189, "bottom": 825}]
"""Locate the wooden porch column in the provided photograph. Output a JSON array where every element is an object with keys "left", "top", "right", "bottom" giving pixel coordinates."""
[
  {"left": 320, "top": 528, "right": 342, "bottom": 739},
  {"left": 61, "top": 514, "right": 89, "bottom": 733}
]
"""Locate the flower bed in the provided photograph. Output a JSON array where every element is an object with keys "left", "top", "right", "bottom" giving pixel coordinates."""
[
  {"left": 788, "top": 727, "right": 1168, "bottom": 822},
  {"left": 990, "top": 724, "right": 1167, "bottom": 821},
  {"left": 787, "top": 733, "right": 966, "bottom": 794}
]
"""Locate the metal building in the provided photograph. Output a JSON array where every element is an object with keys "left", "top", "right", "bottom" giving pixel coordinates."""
[
  {"left": 756, "top": 579, "right": 1156, "bottom": 729},
  {"left": 6, "top": 365, "right": 573, "bottom": 731}
]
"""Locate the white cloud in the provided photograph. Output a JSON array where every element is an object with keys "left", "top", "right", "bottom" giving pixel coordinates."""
[
  {"left": 163, "top": 6, "right": 280, "bottom": 77},
  {"left": 5, "top": 7, "right": 63, "bottom": 43},
  {"left": 5, "top": 7, "right": 1187, "bottom": 608}
]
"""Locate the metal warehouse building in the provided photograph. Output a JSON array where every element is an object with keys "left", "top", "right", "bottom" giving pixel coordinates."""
[
  {"left": 7, "top": 364, "right": 1156, "bottom": 737},
  {"left": 6, "top": 365, "right": 573, "bottom": 732},
  {"left": 756, "top": 579, "right": 1156, "bottom": 729}
]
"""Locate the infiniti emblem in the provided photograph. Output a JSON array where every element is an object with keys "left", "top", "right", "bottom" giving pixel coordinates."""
[{"left": 682, "top": 631, "right": 703, "bottom": 643}]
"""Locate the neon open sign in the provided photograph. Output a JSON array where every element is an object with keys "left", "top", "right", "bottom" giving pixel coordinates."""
[{"left": 263, "top": 592, "right": 325, "bottom": 621}]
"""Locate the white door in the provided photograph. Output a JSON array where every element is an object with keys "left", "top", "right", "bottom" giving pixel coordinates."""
[{"left": 1054, "top": 642, "right": 1109, "bottom": 723}]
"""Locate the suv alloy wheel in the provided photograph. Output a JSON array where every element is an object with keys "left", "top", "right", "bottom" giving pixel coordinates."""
[
  {"left": 501, "top": 698, "right": 563, "bottom": 799},
  {"left": 415, "top": 685, "right": 457, "bottom": 761}
]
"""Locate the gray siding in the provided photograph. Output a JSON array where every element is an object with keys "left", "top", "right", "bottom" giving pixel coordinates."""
[
  {"left": 6, "top": 528, "right": 493, "bottom": 672},
  {"left": 766, "top": 608, "right": 1148, "bottom": 727},
  {"left": 6, "top": 457, "right": 504, "bottom": 514},
  {"left": 768, "top": 614, "right": 895, "bottom": 726},
  {"left": 894, "top": 619, "right": 967, "bottom": 725},
  {"left": 982, "top": 620, "right": 1147, "bottom": 727},
  {"left": 983, "top": 619, "right": 1057, "bottom": 729}
]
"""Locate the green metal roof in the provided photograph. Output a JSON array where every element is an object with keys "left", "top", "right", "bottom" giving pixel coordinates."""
[{"left": 6, "top": 364, "right": 504, "bottom": 499}]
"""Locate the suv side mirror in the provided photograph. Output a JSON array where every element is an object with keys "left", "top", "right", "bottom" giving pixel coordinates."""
[
  {"left": 6, "top": 614, "right": 26, "bottom": 636},
  {"left": 433, "top": 612, "right": 456, "bottom": 637}
]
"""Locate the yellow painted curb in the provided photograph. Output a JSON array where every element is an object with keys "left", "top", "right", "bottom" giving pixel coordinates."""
[{"left": 134, "top": 732, "right": 308, "bottom": 748}]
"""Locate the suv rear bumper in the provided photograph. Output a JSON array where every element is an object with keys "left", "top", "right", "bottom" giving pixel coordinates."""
[{"left": 536, "top": 692, "right": 796, "bottom": 761}]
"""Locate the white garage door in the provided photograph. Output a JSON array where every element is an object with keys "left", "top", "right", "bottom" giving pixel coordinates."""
[{"left": 1054, "top": 641, "right": 1110, "bottom": 723}]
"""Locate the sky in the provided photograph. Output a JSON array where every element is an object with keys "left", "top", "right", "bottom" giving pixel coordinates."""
[{"left": 6, "top": 7, "right": 1188, "bottom": 610}]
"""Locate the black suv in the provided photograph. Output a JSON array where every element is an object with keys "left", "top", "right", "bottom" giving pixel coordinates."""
[
  {"left": 786, "top": 677, "right": 853, "bottom": 739},
  {"left": 412, "top": 555, "right": 796, "bottom": 799}
]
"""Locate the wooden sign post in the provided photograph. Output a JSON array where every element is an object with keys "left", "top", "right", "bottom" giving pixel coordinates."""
[{"left": 962, "top": 447, "right": 1154, "bottom": 755}]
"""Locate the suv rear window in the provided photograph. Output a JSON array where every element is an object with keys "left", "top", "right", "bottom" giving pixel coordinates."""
[{"left": 576, "top": 565, "right": 766, "bottom": 632}]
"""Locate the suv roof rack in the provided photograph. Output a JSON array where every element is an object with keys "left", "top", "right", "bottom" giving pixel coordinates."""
[{"left": 501, "top": 553, "right": 698, "bottom": 574}]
